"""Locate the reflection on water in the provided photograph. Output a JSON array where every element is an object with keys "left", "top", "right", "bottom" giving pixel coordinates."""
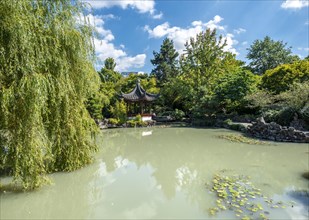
[{"left": 1, "top": 127, "right": 308, "bottom": 219}]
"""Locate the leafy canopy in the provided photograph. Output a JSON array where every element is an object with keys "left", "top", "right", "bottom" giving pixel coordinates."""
[
  {"left": 180, "top": 29, "right": 243, "bottom": 115},
  {"left": 0, "top": 0, "right": 99, "bottom": 189},
  {"left": 210, "top": 70, "right": 260, "bottom": 113},
  {"left": 247, "top": 36, "right": 299, "bottom": 75},
  {"left": 151, "top": 38, "right": 179, "bottom": 85},
  {"left": 261, "top": 60, "right": 309, "bottom": 94},
  {"left": 104, "top": 57, "right": 116, "bottom": 71}
]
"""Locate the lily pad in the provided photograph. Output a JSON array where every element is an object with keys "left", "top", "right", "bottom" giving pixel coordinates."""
[{"left": 206, "top": 174, "right": 290, "bottom": 219}]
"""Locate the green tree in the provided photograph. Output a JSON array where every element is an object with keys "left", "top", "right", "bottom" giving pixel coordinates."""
[
  {"left": 104, "top": 57, "right": 116, "bottom": 71},
  {"left": 98, "top": 58, "right": 121, "bottom": 83},
  {"left": 278, "top": 81, "right": 309, "bottom": 113},
  {"left": 159, "top": 75, "right": 194, "bottom": 113},
  {"left": 86, "top": 92, "right": 106, "bottom": 121},
  {"left": 246, "top": 82, "right": 309, "bottom": 127},
  {"left": 179, "top": 29, "right": 242, "bottom": 116},
  {"left": 151, "top": 38, "right": 179, "bottom": 85},
  {"left": 110, "top": 100, "right": 127, "bottom": 124},
  {"left": 0, "top": 0, "right": 99, "bottom": 189},
  {"left": 247, "top": 36, "right": 299, "bottom": 75},
  {"left": 261, "top": 60, "right": 309, "bottom": 94},
  {"left": 181, "top": 29, "right": 229, "bottom": 87},
  {"left": 210, "top": 70, "right": 260, "bottom": 113}
]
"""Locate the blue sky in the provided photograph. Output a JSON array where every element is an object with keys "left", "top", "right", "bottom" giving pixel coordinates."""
[{"left": 83, "top": 0, "right": 309, "bottom": 73}]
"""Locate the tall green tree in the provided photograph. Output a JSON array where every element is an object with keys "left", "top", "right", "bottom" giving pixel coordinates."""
[
  {"left": 210, "top": 70, "right": 260, "bottom": 113},
  {"left": 104, "top": 57, "right": 116, "bottom": 71},
  {"left": 98, "top": 58, "right": 121, "bottom": 83},
  {"left": 0, "top": 0, "right": 99, "bottom": 189},
  {"left": 247, "top": 36, "right": 299, "bottom": 75},
  {"left": 181, "top": 29, "right": 238, "bottom": 88},
  {"left": 180, "top": 29, "right": 240, "bottom": 116},
  {"left": 151, "top": 38, "right": 179, "bottom": 85}
]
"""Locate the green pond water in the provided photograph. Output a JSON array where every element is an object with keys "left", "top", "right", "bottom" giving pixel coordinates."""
[{"left": 1, "top": 127, "right": 308, "bottom": 219}]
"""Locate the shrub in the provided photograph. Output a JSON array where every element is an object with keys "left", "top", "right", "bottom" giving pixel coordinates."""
[
  {"left": 108, "top": 118, "right": 119, "bottom": 125},
  {"left": 263, "top": 108, "right": 295, "bottom": 126},
  {"left": 86, "top": 92, "right": 104, "bottom": 120},
  {"left": 262, "top": 60, "right": 309, "bottom": 94},
  {"left": 126, "top": 114, "right": 146, "bottom": 127},
  {"left": 110, "top": 100, "right": 127, "bottom": 124},
  {"left": 209, "top": 70, "right": 260, "bottom": 113},
  {"left": 172, "top": 109, "right": 185, "bottom": 121},
  {"left": 276, "top": 108, "right": 296, "bottom": 126},
  {"left": 135, "top": 114, "right": 146, "bottom": 126},
  {"left": 126, "top": 120, "right": 137, "bottom": 127},
  {"left": 223, "top": 119, "right": 246, "bottom": 131}
]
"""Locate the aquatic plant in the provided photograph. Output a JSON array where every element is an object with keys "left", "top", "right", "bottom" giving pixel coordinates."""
[
  {"left": 206, "top": 174, "right": 291, "bottom": 220},
  {"left": 218, "top": 134, "right": 270, "bottom": 145}
]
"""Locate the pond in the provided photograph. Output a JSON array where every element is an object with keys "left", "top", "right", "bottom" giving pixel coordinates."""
[{"left": 1, "top": 127, "right": 308, "bottom": 219}]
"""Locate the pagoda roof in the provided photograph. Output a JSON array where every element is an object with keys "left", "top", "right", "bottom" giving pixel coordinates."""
[{"left": 120, "top": 79, "right": 159, "bottom": 102}]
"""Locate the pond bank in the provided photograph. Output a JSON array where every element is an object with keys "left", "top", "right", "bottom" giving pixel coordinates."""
[
  {"left": 219, "top": 118, "right": 309, "bottom": 143},
  {"left": 99, "top": 117, "right": 309, "bottom": 143}
]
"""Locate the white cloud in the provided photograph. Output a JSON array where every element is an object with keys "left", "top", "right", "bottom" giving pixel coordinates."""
[
  {"left": 82, "top": 14, "right": 146, "bottom": 71},
  {"left": 305, "top": 20, "right": 309, "bottom": 25},
  {"left": 94, "top": 38, "right": 125, "bottom": 58},
  {"left": 116, "top": 54, "right": 147, "bottom": 71},
  {"left": 297, "top": 47, "right": 309, "bottom": 51},
  {"left": 192, "top": 21, "right": 203, "bottom": 26},
  {"left": 281, "top": 0, "right": 309, "bottom": 9},
  {"left": 152, "top": 11, "right": 163, "bottom": 19},
  {"left": 234, "top": 28, "right": 246, "bottom": 34},
  {"left": 204, "top": 15, "right": 224, "bottom": 30},
  {"left": 102, "top": 14, "right": 118, "bottom": 20},
  {"left": 222, "top": 34, "right": 239, "bottom": 55},
  {"left": 242, "top": 41, "right": 248, "bottom": 45},
  {"left": 144, "top": 15, "right": 238, "bottom": 55},
  {"left": 83, "top": 0, "right": 162, "bottom": 19}
]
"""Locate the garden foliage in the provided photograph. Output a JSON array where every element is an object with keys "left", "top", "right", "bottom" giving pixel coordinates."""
[{"left": 0, "top": 0, "right": 99, "bottom": 189}]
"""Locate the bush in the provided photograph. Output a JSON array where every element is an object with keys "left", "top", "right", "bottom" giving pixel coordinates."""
[
  {"left": 108, "top": 118, "right": 119, "bottom": 125},
  {"left": 300, "top": 105, "right": 309, "bottom": 125},
  {"left": 209, "top": 70, "right": 260, "bottom": 113},
  {"left": 263, "top": 108, "right": 295, "bottom": 126},
  {"left": 276, "top": 108, "right": 296, "bottom": 126},
  {"left": 110, "top": 100, "right": 127, "bottom": 124},
  {"left": 172, "top": 109, "right": 185, "bottom": 121},
  {"left": 223, "top": 119, "right": 246, "bottom": 131},
  {"left": 192, "top": 116, "right": 217, "bottom": 127},
  {"left": 126, "top": 120, "right": 137, "bottom": 127},
  {"left": 86, "top": 92, "right": 104, "bottom": 120},
  {"left": 126, "top": 114, "right": 146, "bottom": 127},
  {"left": 135, "top": 114, "right": 146, "bottom": 126},
  {"left": 223, "top": 119, "right": 233, "bottom": 125},
  {"left": 262, "top": 60, "right": 309, "bottom": 94}
]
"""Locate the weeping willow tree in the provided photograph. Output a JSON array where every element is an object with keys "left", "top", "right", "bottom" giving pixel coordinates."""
[{"left": 0, "top": 0, "right": 100, "bottom": 189}]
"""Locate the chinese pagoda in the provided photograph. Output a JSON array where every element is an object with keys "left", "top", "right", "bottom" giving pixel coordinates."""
[{"left": 120, "top": 79, "right": 159, "bottom": 116}]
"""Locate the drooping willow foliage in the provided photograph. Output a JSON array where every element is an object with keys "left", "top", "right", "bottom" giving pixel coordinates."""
[{"left": 0, "top": 0, "right": 100, "bottom": 189}]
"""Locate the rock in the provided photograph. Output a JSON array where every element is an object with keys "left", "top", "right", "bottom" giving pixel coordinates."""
[
  {"left": 246, "top": 119, "right": 309, "bottom": 143},
  {"left": 257, "top": 117, "right": 266, "bottom": 124}
]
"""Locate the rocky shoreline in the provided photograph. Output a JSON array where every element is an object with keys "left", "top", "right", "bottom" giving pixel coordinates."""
[
  {"left": 222, "top": 117, "right": 309, "bottom": 143},
  {"left": 246, "top": 117, "right": 309, "bottom": 143},
  {"left": 98, "top": 117, "right": 309, "bottom": 143}
]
